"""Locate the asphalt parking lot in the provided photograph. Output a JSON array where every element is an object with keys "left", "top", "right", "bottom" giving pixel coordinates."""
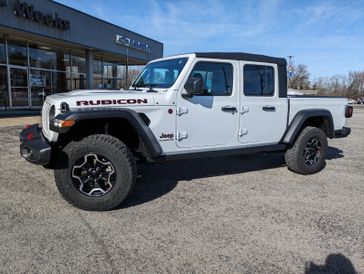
[{"left": 0, "top": 109, "right": 363, "bottom": 273}]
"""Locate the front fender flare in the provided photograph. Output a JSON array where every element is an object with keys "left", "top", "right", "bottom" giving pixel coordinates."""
[{"left": 53, "top": 109, "right": 162, "bottom": 158}]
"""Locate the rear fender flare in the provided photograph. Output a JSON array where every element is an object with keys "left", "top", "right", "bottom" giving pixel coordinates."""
[{"left": 282, "top": 109, "right": 334, "bottom": 144}]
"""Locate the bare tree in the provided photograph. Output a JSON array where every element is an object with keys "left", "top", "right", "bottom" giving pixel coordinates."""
[
  {"left": 327, "top": 75, "right": 347, "bottom": 96},
  {"left": 126, "top": 67, "right": 143, "bottom": 87},
  {"left": 120, "top": 66, "right": 144, "bottom": 89},
  {"left": 288, "top": 64, "right": 310, "bottom": 89},
  {"left": 312, "top": 70, "right": 364, "bottom": 98},
  {"left": 347, "top": 71, "right": 364, "bottom": 98}
]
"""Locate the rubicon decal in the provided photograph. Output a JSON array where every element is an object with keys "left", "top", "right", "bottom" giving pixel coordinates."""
[{"left": 76, "top": 99, "right": 148, "bottom": 106}]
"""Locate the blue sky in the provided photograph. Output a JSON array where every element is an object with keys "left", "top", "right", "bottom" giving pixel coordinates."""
[{"left": 55, "top": 0, "right": 364, "bottom": 80}]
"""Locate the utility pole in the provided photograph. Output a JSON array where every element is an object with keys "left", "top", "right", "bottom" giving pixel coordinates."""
[
  {"left": 287, "top": 55, "right": 294, "bottom": 88},
  {"left": 125, "top": 47, "right": 129, "bottom": 89}
]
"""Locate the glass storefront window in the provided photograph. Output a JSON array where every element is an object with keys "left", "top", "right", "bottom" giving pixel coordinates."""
[
  {"left": 93, "top": 77, "right": 103, "bottom": 89},
  {"left": 62, "top": 53, "right": 71, "bottom": 72},
  {"left": 127, "top": 66, "right": 143, "bottom": 87},
  {"left": 8, "top": 38, "right": 28, "bottom": 66},
  {"left": 29, "top": 44, "right": 56, "bottom": 70},
  {"left": 103, "top": 62, "right": 126, "bottom": 78},
  {"left": 93, "top": 58, "right": 103, "bottom": 75},
  {"left": 29, "top": 43, "right": 71, "bottom": 72},
  {"left": 29, "top": 69, "right": 71, "bottom": 106},
  {"left": 103, "top": 62, "right": 117, "bottom": 78},
  {"left": 117, "top": 78, "right": 125, "bottom": 89},
  {"left": 0, "top": 66, "right": 8, "bottom": 108},
  {"left": 103, "top": 78, "right": 124, "bottom": 89},
  {"left": 72, "top": 73, "right": 86, "bottom": 90},
  {"left": 102, "top": 61, "right": 127, "bottom": 89},
  {"left": 53, "top": 71, "right": 69, "bottom": 93},
  {"left": 0, "top": 37, "right": 6, "bottom": 64},
  {"left": 103, "top": 78, "right": 115, "bottom": 89},
  {"left": 0, "top": 36, "right": 135, "bottom": 108},
  {"left": 117, "top": 65, "right": 126, "bottom": 78},
  {"left": 72, "top": 51, "right": 86, "bottom": 74},
  {"left": 30, "top": 69, "right": 52, "bottom": 107}
]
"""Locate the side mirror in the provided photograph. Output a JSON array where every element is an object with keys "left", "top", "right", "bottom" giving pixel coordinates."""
[{"left": 184, "top": 77, "right": 203, "bottom": 96}]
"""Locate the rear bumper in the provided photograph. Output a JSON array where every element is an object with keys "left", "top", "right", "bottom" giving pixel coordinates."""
[
  {"left": 334, "top": 127, "right": 351, "bottom": 138},
  {"left": 19, "top": 124, "right": 51, "bottom": 166}
]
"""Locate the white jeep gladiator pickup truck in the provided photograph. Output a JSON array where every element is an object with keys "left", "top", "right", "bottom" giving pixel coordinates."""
[{"left": 20, "top": 52, "right": 353, "bottom": 211}]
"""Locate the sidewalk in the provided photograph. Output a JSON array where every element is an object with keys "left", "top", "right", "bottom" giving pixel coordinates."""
[
  {"left": 0, "top": 110, "right": 41, "bottom": 127},
  {"left": 0, "top": 116, "right": 41, "bottom": 127}
]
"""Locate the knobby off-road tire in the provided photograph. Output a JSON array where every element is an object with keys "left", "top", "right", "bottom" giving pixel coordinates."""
[
  {"left": 54, "top": 134, "right": 136, "bottom": 211},
  {"left": 285, "top": 126, "right": 328, "bottom": 175}
]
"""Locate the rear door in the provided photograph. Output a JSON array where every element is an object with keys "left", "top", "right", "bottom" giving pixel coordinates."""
[
  {"left": 239, "top": 62, "right": 288, "bottom": 145},
  {"left": 176, "top": 60, "right": 239, "bottom": 148}
]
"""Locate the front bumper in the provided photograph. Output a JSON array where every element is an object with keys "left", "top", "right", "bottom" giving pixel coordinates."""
[
  {"left": 19, "top": 124, "right": 51, "bottom": 166},
  {"left": 334, "top": 127, "right": 351, "bottom": 138}
]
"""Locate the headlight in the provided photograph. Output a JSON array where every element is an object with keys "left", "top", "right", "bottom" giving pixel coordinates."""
[
  {"left": 53, "top": 119, "right": 75, "bottom": 128},
  {"left": 49, "top": 105, "right": 55, "bottom": 124},
  {"left": 49, "top": 105, "right": 75, "bottom": 130}
]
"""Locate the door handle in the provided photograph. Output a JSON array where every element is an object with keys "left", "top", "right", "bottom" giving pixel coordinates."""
[
  {"left": 221, "top": 106, "right": 237, "bottom": 112},
  {"left": 262, "top": 105, "right": 276, "bottom": 112}
]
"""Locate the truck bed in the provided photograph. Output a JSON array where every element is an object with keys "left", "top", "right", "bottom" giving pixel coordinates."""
[{"left": 288, "top": 96, "right": 348, "bottom": 130}]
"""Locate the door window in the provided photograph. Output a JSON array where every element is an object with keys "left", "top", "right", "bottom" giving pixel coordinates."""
[
  {"left": 189, "top": 62, "right": 233, "bottom": 96},
  {"left": 244, "top": 65, "right": 274, "bottom": 96}
]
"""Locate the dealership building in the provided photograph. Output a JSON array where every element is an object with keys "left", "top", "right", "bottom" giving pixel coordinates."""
[{"left": 0, "top": 0, "right": 163, "bottom": 110}]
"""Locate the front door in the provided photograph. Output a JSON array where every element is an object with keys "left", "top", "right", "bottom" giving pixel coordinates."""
[
  {"left": 239, "top": 62, "right": 288, "bottom": 145},
  {"left": 30, "top": 70, "right": 52, "bottom": 107},
  {"left": 176, "top": 60, "right": 239, "bottom": 148},
  {"left": 0, "top": 66, "right": 8, "bottom": 109},
  {"left": 9, "top": 67, "right": 29, "bottom": 108}
]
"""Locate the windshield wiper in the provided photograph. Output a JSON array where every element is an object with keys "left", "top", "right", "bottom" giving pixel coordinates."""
[
  {"left": 132, "top": 79, "right": 158, "bottom": 92},
  {"left": 133, "top": 83, "right": 144, "bottom": 89},
  {"left": 144, "top": 83, "right": 158, "bottom": 92},
  {"left": 132, "top": 78, "right": 145, "bottom": 90},
  {"left": 132, "top": 83, "right": 158, "bottom": 92}
]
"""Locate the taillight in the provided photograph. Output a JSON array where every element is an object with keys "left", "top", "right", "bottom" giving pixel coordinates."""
[{"left": 345, "top": 105, "right": 353, "bottom": 118}]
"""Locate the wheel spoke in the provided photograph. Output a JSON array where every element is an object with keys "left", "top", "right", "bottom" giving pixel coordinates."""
[
  {"left": 303, "top": 137, "right": 322, "bottom": 166},
  {"left": 71, "top": 153, "right": 116, "bottom": 197}
]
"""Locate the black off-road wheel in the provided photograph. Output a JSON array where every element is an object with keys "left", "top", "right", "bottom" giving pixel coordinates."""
[
  {"left": 285, "top": 126, "right": 328, "bottom": 175},
  {"left": 54, "top": 134, "right": 136, "bottom": 211}
]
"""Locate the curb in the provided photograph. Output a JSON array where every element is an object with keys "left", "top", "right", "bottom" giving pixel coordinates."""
[{"left": 0, "top": 116, "right": 41, "bottom": 127}]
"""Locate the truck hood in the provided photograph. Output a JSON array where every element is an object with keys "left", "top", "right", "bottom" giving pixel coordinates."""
[{"left": 46, "top": 89, "right": 156, "bottom": 109}]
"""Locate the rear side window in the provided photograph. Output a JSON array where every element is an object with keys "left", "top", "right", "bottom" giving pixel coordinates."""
[
  {"left": 189, "top": 62, "right": 233, "bottom": 96},
  {"left": 244, "top": 65, "right": 274, "bottom": 96}
]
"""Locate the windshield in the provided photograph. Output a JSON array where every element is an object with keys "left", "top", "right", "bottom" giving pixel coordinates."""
[{"left": 132, "top": 57, "right": 188, "bottom": 88}]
